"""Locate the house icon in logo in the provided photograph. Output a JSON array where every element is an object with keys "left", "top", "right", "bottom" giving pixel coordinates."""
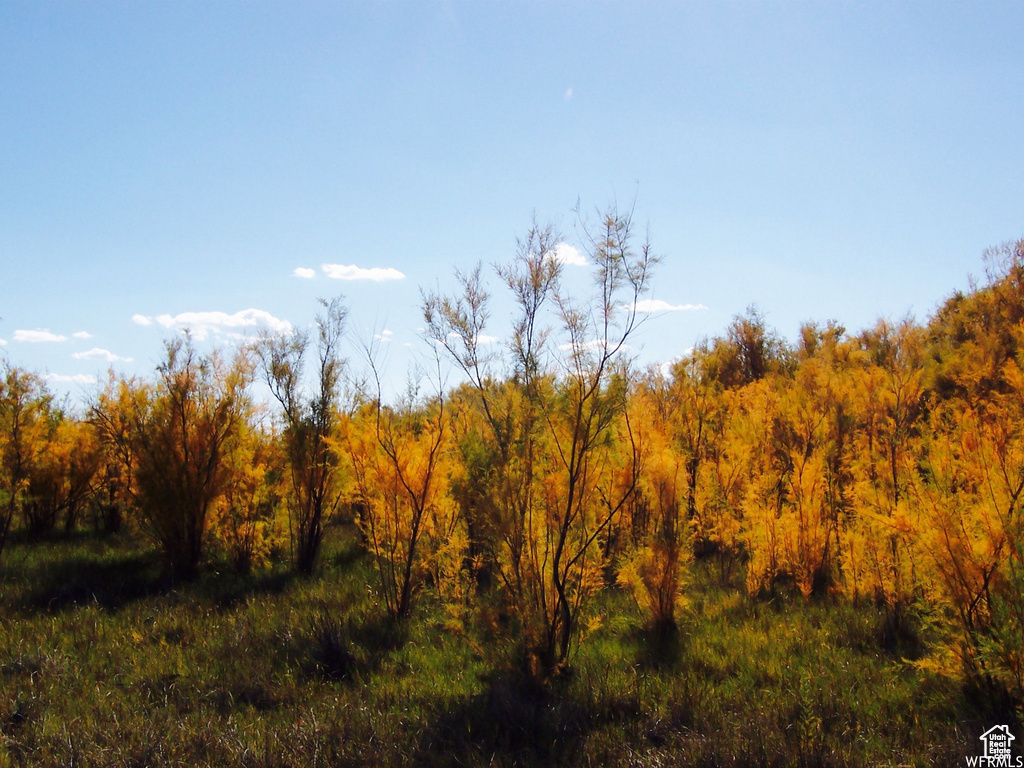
[{"left": 981, "top": 725, "right": 1015, "bottom": 762}]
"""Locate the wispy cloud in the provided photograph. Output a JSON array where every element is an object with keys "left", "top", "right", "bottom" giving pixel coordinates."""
[
  {"left": 293, "top": 267, "right": 316, "bottom": 279},
  {"left": 0, "top": 338, "right": 6, "bottom": 347},
  {"left": 545, "top": 243, "right": 586, "bottom": 267},
  {"left": 374, "top": 329, "right": 395, "bottom": 343},
  {"left": 14, "top": 329, "right": 67, "bottom": 343},
  {"left": 631, "top": 299, "right": 708, "bottom": 313},
  {"left": 45, "top": 373, "right": 96, "bottom": 385},
  {"left": 72, "top": 348, "right": 133, "bottom": 363},
  {"left": 132, "top": 314, "right": 153, "bottom": 326},
  {"left": 73, "top": 331, "right": 93, "bottom": 339},
  {"left": 443, "top": 331, "right": 498, "bottom": 346},
  {"left": 149, "top": 309, "right": 293, "bottom": 341},
  {"left": 559, "top": 339, "right": 631, "bottom": 353},
  {"left": 564, "top": 87, "right": 574, "bottom": 101},
  {"left": 322, "top": 264, "right": 405, "bottom": 281}
]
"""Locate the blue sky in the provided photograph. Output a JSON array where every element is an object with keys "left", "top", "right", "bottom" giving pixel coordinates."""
[{"left": 2, "top": 1, "right": 1022, "bottom": 403}]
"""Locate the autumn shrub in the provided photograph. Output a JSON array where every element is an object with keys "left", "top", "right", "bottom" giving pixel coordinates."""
[
  {"left": 92, "top": 339, "right": 250, "bottom": 580},
  {"left": 347, "top": 391, "right": 461, "bottom": 621},
  {"left": 210, "top": 422, "right": 286, "bottom": 574},
  {"left": 22, "top": 417, "right": 101, "bottom": 536},
  {"left": 915, "top": 387, "right": 1024, "bottom": 701},
  {"left": 0, "top": 363, "right": 54, "bottom": 559},
  {"left": 616, "top": 380, "right": 688, "bottom": 633}
]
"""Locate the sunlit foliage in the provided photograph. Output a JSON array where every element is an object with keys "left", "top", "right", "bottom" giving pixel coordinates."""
[
  {"left": 211, "top": 417, "right": 286, "bottom": 574},
  {"left": 92, "top": 338, "right": 250, "bottom": 580},
  {"left": 0, "top": 363, "right": 55, "bottom": 559},
  {"left": 348, "top": 387, "right": 458, "bottom": 620}
]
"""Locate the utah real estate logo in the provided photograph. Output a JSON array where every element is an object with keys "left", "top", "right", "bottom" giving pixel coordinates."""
[{"left": 968, "top": 725, "right": 1023, "bottom": 767}]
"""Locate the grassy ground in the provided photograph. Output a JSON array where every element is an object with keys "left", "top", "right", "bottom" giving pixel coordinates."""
[{"left": 0, "top": 525, "right": 1001, "bottom": 766}]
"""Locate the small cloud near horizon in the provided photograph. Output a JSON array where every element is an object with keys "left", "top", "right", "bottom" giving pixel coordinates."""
[
  {"left": 73, "top": 331, "right": 92, "bottom": 339},
  {"left": 45, "top": 373, "right": 96, "bottom": 385},
  {"left": 293, "top": 267, "right": 316, "bottom": 279},
  {"left": 14, "top": 329, "right": 67, "bottom": 343},
  {"left": 631, "top": 299, "right": 708, "bottom": 313},
  {"left": 444, "top": 330, "right": 499, "bottom": 346},
  {"left": 322, "top": 264, "right": 405, "bottom": 281},
  {"left": 132, "top": 314, "right": 153, "bottom": 326},
  {"left": 151, "top": 309, "right": 293, "bottom": 341},
  {"left": 73, "top": 348, "right": 133, "bottom": 363},
  {"left": 559, "top": 339, "right": 631, "bottom": 353}
]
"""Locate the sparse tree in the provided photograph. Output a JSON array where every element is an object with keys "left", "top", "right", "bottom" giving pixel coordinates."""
[
  {"left": 425, "top": 205, "right": 654, "bottom": 676},
  {"left": 256, "top": 297, "right": 348, "bottom": 575}
]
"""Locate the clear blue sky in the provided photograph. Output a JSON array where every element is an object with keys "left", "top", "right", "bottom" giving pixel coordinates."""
[{"left": 2, "top": 1, "right": 1022, "bottom": 403}]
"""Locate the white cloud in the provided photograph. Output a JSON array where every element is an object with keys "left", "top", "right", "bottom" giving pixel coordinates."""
[
  {"left": 559, "top": 339, "right": 631, "bottom": 353},
  {"left": 444, "top": 330, "right": 498, "bottom": 346},
  {"left": 154, "top": 309, "right": 293, "bottom": 341},
  {"left": 564, "top": 87, "right": 574, "bottom": 101},
  {"left": 545, "top": 243, "right": 586, "bottom": 267},
  {"left": 374, "top": 329, "right": 395, "bottom": 343},
  {"left": 631, "top": 299, "right": 708, "bottom": 313},
  {"left": 72, "top": 348, "right": 133, "bottom": 363},
  {"left": 73, "top": 331, "right": 93, "bottom": 339},
  {"left": 14, "top": 329, "right": 67, "bottom": 343},
  {"left": 0, "top": 339, "right": 6, "bottom": 347},
  {"left": 132, "top": 314, "right": 153, "bottom": 326},
  {"left": 293, "top": 267, "right": 316, "bottom": 279},
  {"left": 45, "top": 373, "right": 96, "bottom": 385},
  {"left": 658, "top": 350, "right": 694, "bottom": 380},
  {"left": 322, "top": 264, "right": 405, "bottom": 281}
]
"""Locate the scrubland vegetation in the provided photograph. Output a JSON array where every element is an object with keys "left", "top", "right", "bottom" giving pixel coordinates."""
[{"left": 1, "top": 212, "right": 1023, "bottom": 765}]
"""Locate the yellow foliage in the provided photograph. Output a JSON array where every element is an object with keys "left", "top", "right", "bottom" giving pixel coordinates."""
[
  {"left": 347, "top": 399, "right": 464, "bottom": 620},
  {"left": 616, "top": 543, "right": 687, "bottom": 624}
]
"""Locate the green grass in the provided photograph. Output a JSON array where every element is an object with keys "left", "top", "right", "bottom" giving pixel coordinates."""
[{"left": 0, "top": 527, "right": 998, "bottom": 766}]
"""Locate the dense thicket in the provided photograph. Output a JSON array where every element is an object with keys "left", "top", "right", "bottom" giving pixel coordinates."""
[{"left": 2, "top": 228, "right": 1022, "bottom": 704}]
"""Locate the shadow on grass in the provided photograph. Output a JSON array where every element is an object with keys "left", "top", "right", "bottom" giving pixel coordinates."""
[
  {"left": 633, "top": 622, "right": 685, "bottom": 672},
  {"left": 197, "top": 567, "right": 297, "bottom": 611},
  {"left": 307, "top": 610, "right": 407, "bottom": 683},
  {"left": 16, "top": 546, "right": 299, "bottom": 614},
  {"left": 962, "top": 673, "right": 1022, "bottom": 735},
  {"left": 416, "top": 660, "right": 650, "bottom": 768},
  {"left": 328, "top": 526, "right": 367, "bottom": 570},
  {"left": 417, "top": 671, "right": 594, "bottom": 767},
  {"left": 19, "top": 548, "right": 167, "bottom": 612}
]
